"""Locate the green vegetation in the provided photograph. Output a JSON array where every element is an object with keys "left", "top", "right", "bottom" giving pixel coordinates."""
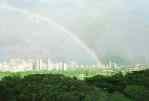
[
  {"left": 0, "top": 67, "right": 131, "bottom": 79},
  {"left": 0, "top": 69, "right": 149, "bottom": 101}
]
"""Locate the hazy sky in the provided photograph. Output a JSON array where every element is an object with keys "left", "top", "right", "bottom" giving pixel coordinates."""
[{"left": 0, "top": 0, "right": 149, "bottom": 64}]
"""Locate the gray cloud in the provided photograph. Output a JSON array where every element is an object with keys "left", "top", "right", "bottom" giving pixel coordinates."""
[{"left": 0, "top": 0, "right": 149, "bottom": 64}]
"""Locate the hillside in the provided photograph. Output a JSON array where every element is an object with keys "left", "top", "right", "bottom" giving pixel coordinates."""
[{"left": 0, "top": 69, "right": 149, "bottom": 101}]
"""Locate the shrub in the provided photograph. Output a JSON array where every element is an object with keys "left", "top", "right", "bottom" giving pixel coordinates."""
[{"left": 124, "top": 85, "right": 149, "bottom": 101}]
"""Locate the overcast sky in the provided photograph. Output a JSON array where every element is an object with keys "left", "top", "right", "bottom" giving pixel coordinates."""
[{"left": 0, "top": 0, "right": 149, "bottom": 64}]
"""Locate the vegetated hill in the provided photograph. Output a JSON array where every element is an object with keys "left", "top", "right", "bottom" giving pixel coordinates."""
[
  {"left": 0, "top": 69, "right": 149, "bottom": 101},
  {"left": 86, "top": 69, "right": 149, "bottom": 101}
]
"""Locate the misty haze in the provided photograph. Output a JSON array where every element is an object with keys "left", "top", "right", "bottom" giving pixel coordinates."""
[
  {"left": 0, "top": 0, "right": 149, "bottom": 65},
  {"left": 0, "top": 0, "right": 149, "bottom": 101}
]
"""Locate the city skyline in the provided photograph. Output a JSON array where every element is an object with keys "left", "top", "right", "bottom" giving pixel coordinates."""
[{"left": 0, "top": 0, "right": 149, "bottom": 64}]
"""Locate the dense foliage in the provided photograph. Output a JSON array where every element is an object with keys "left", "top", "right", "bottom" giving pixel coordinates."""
[
  {"left": 0, "top": 69, "right": 149, "bottom": 101},
  {"left": 86, "top": 69, "right": 149, "bottom": 101}
]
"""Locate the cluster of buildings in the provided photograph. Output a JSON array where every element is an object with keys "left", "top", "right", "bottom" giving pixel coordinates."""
[
  {"left": 0, "top": 57, "right": 148, "bottom": 72},
  {"left": 0, "top": 57, "right": 104, "bottom": 72}
]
